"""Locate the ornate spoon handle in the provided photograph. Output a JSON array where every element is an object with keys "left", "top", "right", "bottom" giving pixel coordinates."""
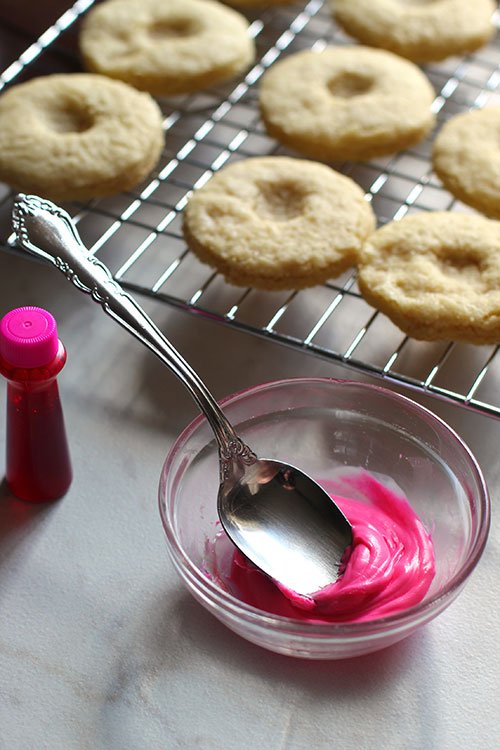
[{"left": 12, "top": 193, "right": 256, "bottom": 471}]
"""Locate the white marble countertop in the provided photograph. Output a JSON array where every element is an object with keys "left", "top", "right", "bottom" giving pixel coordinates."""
[{"left": 1, "top": 248, "right": 499, "bottom": 750}]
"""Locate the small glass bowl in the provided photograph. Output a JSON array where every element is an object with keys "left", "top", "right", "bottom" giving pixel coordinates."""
[{"left": 159, "top": 378, "right": 490, "bottom": 659}]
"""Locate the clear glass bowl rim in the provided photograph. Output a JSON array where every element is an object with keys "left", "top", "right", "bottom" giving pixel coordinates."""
[{"left": 159, "top": 377, "right": 491, "bottom": 638}]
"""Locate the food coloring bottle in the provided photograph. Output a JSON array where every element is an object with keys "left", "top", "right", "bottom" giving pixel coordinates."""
[{"left": 0, "top": 306, "right": 72, "bottom": 502}]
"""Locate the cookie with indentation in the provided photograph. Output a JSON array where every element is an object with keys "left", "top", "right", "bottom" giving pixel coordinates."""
[
  {"left": 357, "top": 212, "right": 500, "bottom": 344},
  {"left": 0, "top": 73, "right": 164, "bottom": 202},
  {"left": 80, "top": 0, "right": 255, "bottom": 96},
  {"left": 331, "top": 0, "right": 496, "bottom": 63},
  {"left": 432, "top": 107, "right": 500, "bottom": 220},
  {"left": 259, "top": 46, "right": 436, "bottom": 162},
  {"left": 183, "top": 156, "right": 376, "bottom": 290}
]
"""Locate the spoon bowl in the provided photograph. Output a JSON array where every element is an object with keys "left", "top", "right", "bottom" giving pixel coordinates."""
[
  {"left": 219, "top": 459, "right": 352, "bottom": 596},
  {"left": 12, "top": 193, "right": 352, "bottom": 597}
]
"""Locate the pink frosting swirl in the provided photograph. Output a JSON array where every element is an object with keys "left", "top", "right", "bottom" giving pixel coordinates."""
[{"left": 229, "top": 472, "right": 435, "bottom": 623}]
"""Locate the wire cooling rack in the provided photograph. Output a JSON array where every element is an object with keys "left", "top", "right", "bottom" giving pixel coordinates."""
[{"left": 1, "top": 0, "right": 500, "bottom": 415}]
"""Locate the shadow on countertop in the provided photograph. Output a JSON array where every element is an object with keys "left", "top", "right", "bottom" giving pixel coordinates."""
[{"left": 0, "top": 478, "right": 57, "bottom": 567}]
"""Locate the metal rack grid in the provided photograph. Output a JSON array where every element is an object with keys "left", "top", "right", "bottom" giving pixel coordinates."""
[{"left": 1, "top": 0, "right": 500, "bottom": 415}]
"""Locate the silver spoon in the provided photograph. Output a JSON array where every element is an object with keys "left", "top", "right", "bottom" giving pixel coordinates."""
[{"left": 12, "top": 193, "right": 352, "bottom": 598}]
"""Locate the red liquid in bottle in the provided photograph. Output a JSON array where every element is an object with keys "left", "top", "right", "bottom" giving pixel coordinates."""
[{"left": 0, "top": 307, "right": 72, "bottom": 502}]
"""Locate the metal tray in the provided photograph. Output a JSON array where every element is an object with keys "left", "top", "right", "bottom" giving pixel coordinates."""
[{"left": 1, "top": 0, "right": 500, "bottom": 415}]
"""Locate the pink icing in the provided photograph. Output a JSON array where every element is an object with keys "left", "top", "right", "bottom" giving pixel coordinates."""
[{"left": 227, "top": 472, "right": 436, "bottom": 623}]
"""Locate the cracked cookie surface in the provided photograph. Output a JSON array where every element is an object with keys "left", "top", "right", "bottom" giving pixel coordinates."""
[
  {"left": 331, "top": 0, "right": 496, "bottom": 63},
  {"left": 259, "top": 46, "right": 435, "bottom": 162},
  {"left": 0, "top": 73, "right": 164, "bottom": 201},
  {"left": 432, "top": 107, "right": 500, "bottom": 220},
  {"left": 80, "top": 0, "right": 255, "bottom": 96}
]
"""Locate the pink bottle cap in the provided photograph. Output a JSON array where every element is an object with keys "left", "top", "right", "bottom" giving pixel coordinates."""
[{"left": 0, "top": 307, "right": 59, "bottom": 368}]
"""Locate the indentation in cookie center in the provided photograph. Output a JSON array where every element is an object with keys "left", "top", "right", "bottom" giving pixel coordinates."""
[
  {"left": 436, "top": 249, "right": 486, "bottom": 287},
  {"left": 254, "top": 181, "right": 306, "bottom": 221},
  {"left": 328, "top": 71, "right": 374, "bottom": 99},
  {"left": 148, "top": 17, "right": 199, "bottom": 40},
  {"left": 43, "top": 103, "right": 94, "bottom": 134}
]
